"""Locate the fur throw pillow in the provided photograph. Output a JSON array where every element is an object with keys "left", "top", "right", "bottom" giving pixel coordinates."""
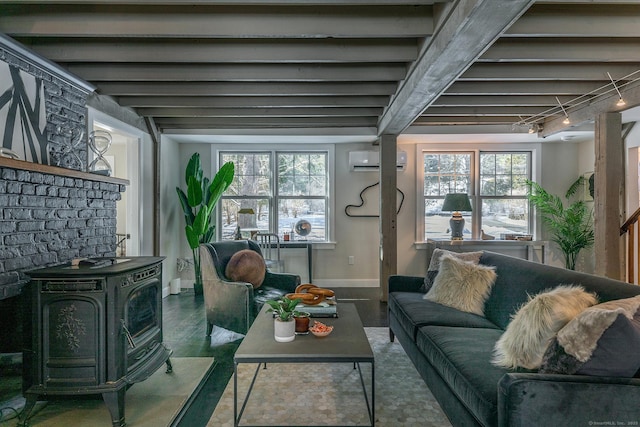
[
  {"left": 423, "top": 248, "right": 483, "bottom": 292},
  {"left": 424, "top": 254, "right": 497, "bottom": 316},
  {"left": 225, "top": 249, "right": 266, "bottom": 289},
  {"left": 540, "top": 295, "right": 640, "bottom": 377},
  {"left": 492, "top": 285, "right": 597, "bottom": 370}
]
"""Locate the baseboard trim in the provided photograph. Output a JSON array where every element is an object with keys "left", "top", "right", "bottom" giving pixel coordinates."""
[{"left": 311, "top": 279, "right": 379, "bottom": 288}]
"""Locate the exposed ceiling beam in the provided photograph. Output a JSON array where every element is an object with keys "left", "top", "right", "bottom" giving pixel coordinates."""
[
  {"left": 22, "top": 38, "right": 418, "bottom": 63},
  {"left": 460, "top": 63, "right": 640, "bottom": 81},
  {"left": 480, "top": 38, "right": 640, "bottom": 62},
  {"left": 154, "top": 116, "right": 379, "bottom": 128},
  {"left": 0, "top": 4, "right": 434, "bottom": 38},
  {"left": 118, "top": 95, "right": 391, "bottom": 108},
  {"left": 506, "top": 4, "right": 640, "bottom": 37},
  {"left": 377, "top": 0, "right": 535, "bottom": 135},
  {"left": 97, "top": 81, "right": 398, "bottom": 96},
  {"left": 433, "top": 94, "right": 582, "bottom": 106},
  {"left": 445, "top": 81, "right": 610, "bottom": 95},
  {"left": 134, "top": 107, "right": 382, "bottom": 117},
  {"left": 64, "top": 63, "right": 408, "bottom": 82}
]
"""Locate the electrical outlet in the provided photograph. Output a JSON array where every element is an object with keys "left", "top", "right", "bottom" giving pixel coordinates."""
[{"left": 348, "top": 256, "right": 355, "bottom": 265}]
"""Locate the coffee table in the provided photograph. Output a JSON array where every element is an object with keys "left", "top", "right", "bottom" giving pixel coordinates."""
[{"left": 233, "top": 303, "right": 375, "bottom": 427}]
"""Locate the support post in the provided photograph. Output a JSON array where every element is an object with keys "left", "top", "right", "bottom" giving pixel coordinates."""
[
  {"left": 379, "top": 134, "right": 398, "bottom": 302},
  {"left": 594, "top": 112, "right": 624, "bottom": 279}
]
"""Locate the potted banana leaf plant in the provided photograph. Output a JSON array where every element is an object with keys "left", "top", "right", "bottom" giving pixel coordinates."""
[{"left": 176, "top": 153, "right": 234, "bottom": 295}]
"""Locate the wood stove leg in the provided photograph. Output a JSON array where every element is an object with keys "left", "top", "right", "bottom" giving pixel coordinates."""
[
  {"left": 165, "top": 358, "right": 173, "bottom": 373},
  {"left": 17, "top": 393, "right": 38, "bottom": 427},
  {"left": 102, "top": 389, "right": 126, "bottom": 427}
]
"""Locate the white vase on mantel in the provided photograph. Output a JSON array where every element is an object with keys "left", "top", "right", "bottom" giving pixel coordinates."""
[{"left": 274, "top": 318, "right": 295, "bottom": 342}]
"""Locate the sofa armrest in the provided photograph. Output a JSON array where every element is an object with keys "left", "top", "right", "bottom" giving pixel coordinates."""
[
  {"left": 498, "top": 372, "right": 640, "bottom": 427},
  {"left": 389, "top": 275, "right": 425, "bottom": 293},
  {"left": 263, "top": 271, "right": 301, "bottom": 293}
]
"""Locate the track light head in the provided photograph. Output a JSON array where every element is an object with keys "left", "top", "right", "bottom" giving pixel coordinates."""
[{"left": 608, "top": 72, "right": 626, "bottom": 108}]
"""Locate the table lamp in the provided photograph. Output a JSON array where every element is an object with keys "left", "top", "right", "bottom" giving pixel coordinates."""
[{"left": 441, "top": 193, "right": 472, "bottom": 240}]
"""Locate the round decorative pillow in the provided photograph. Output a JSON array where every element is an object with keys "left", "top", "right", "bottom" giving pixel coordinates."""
[{"left": 225, "top": 249, "right": 266, "bottom": 289}]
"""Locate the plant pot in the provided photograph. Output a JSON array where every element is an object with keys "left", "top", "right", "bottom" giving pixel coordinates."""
[
  {"left": 274, "top": 318, "right": 295, "bottom": 342},
  {"left": 294, "top": 312, "right": 310, "bottom": 334}
]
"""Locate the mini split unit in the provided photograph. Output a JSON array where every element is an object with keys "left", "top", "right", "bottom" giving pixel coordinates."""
[{"left": 348, "top": 150, "right": 407, "bottom": 172}]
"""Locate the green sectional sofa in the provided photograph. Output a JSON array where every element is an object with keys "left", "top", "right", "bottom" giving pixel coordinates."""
[{"left": 388, "top": 251, "right": 640, "bottom": 427}]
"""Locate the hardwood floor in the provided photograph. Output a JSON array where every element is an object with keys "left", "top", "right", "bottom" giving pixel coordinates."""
[{"left": 163, "top": 287, "right": 388, "bottom": 427}]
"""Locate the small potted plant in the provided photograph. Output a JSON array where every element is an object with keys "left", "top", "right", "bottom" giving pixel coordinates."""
[{"left": 265, "top": 296, "right": 302, "bottom": 342}]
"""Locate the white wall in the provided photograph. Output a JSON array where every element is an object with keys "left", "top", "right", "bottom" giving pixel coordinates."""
[
  {"left": 159, "top": 136, "right": 182, "bottom": 296},
  {"left": 160, "top": 138, "right": 591, "bottom": 290}
]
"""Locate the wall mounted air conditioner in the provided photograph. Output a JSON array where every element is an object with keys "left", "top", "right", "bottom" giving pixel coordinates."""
[{"left": 349, "top": 150, "right": 407, "bottom": 172}]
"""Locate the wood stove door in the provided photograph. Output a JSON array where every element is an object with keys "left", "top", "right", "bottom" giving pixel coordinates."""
[{"left": 38, "top": 284, "right": 106, "bottom": 389}]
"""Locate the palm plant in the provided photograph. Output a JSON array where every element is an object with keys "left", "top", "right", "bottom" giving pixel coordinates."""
[
  {"left": 176, "top": 153, "right": 234, "bottom": 295},
  {"left": 526, "top": 177, "right": 594, "bottom": 270}
]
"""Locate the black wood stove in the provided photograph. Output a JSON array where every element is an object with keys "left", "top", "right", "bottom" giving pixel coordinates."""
[{"left": 21, "top": 257, "right": 172, "bottom": 427}]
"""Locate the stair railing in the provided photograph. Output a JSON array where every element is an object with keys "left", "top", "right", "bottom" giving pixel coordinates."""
[{"left": 620, "top": 206, "right": 640, "bottom": 284}]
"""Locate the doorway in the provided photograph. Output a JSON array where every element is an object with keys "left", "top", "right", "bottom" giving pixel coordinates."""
[{"left": 88, "top": 108, "right": 141, "bottom": 257}]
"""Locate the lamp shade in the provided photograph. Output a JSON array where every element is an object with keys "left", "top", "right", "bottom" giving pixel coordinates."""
[
  {"left": 238, "top": 208, "right": 255, "bottom": 215},
  {"left": 442, "top": 193, "right": 472, "bottom": 212}
]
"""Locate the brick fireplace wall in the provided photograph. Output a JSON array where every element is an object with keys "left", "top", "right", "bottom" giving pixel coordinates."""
[
  {"left": 0, "top": 169, "right": 124, "bottom": 296},
  {"left": 0, "top": 39, "right": 124, "bottom": 352}
]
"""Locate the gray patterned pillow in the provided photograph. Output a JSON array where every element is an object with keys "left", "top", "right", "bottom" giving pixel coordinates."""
[
  {"left": 423, "top": 248, "right": 483, "bottom": 292},
  {"left": 540, "top": 295, "right": 640, "bottom": 377}
]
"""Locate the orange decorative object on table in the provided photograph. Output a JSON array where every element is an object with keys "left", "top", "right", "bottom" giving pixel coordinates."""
[{"left": 309, "top": 320, "right": 333, "bottom": 337}]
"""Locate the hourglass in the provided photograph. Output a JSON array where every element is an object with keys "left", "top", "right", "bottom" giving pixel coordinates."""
[{"left": 88, "top": 130, "right": 113, "bottom": 175}]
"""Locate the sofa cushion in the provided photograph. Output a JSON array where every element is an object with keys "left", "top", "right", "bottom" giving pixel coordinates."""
[
  {"left": 425, "top": 254, "right": 497, "bottom": 316},
  {"left": 225, "top": 249, "right": 266, "bottom": 289},
  {"left": 492, "top": 285, "right": 597, "bottom": 370},
  {"left": 540, "top": 295, "right": 640, "bottom": 377},
  {"left": 416, "top": 325, "right": 510, "bottom": 427},
  {"left": 389, "top": 291, "right": 500, "bottom": 340},
  {"left": 423, "top": 248, "right": 483, "bottom": 292}
]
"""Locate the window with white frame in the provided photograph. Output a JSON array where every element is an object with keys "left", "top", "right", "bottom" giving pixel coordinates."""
[
  {"left": 422, "top": 151, "right": 531, "bottom": 240},
  {"left": 219, "top": 150, "right": 329, "bottom": 242}
]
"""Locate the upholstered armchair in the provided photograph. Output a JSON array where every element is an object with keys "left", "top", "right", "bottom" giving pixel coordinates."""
[{"left": 200, "top": 240, "right": 301, "bottom": 336}]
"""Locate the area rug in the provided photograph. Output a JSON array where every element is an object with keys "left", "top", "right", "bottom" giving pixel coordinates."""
[
  {"left": 22, "top": 357, "right": 214, "bottom": 427},
  {"left": 208, "top": 328, "right": 451, "bottom": 426}
]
